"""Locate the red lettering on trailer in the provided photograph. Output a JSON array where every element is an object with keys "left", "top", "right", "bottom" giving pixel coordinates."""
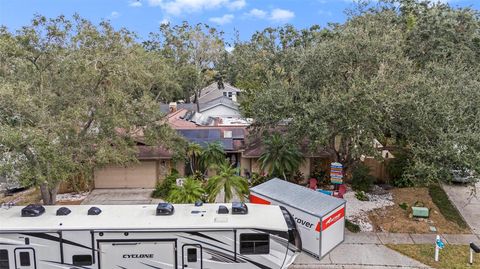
[
  {"left": 321, "top": 207, "right": 345, "bottom": 231},
  {"left": 249, "top": 194, "right": 271, "bottom": 205},
  {"left": 315, "top": 222, "right": 321, "bottom": 232}
]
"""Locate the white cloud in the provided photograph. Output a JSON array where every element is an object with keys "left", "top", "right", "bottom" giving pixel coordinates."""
[
  {"left": 246, "top": 8, "right": 267, "bottom": 19},
  {"left": 228, "top": 0, "right": 246, "bottom": 10},
  {"left": 148, "top": 0, "right": 246, "bottom": 16},
  {"left": 160, "top": 17, "right": 171, "bottom": 25},
  {"left": 269, "top": 8, "right": 294, "bottom": 22},
  {"left": 225, "top": 45, "right": 234, "bottom": 53},
  {"left": 109, "top": 11, "right": 121, "bottom": 19},
  {"left": 209, "top": 14, "right": 234, "bottom": 25},
  {"left": 318, "top": 10, "right": 333, "bottom": 17},
  {"left": 129, "top": 0, "right": 142, "bottom": 7}
]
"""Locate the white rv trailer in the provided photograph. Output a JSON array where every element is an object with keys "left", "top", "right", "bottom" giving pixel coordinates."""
[{"left": 0, "top": 202, "right": 301, "bottom": 269}]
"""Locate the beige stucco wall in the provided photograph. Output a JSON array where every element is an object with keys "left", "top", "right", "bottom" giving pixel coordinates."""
[{"left": 299, "top": 158, "right": 311, "bottom": 179}]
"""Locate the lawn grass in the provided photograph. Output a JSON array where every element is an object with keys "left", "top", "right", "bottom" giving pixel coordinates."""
[
  {"left": 387, "top": 244, "right": 478, "bottom": 269},
  {"left": 429, "top": 184, "right": 468, "bottom": 229}
]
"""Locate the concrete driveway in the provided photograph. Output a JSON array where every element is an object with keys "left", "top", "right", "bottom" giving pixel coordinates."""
[
  {"left": 81, "top": 189, "right": 164, "bottom": 205},
  {"left": 442, "top": 182, "right": 480, "bottom": 235}
]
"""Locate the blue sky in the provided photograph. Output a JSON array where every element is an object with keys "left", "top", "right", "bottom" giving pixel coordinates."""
[{"left": 1, "top": 0, "right": 479, "bottom": 42}]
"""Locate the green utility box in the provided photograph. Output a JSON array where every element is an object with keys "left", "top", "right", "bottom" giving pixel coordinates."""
[{"left": 412, "top": 206, "right": 429, "bottom": 218}]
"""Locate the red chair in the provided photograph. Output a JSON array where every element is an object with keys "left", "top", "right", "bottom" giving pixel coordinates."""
[
  {"left": 309, "top": 178, "right": 318, "bottom": 190},
  {"left": 332, "top": 184, "right": 347, "bottom": 199}
]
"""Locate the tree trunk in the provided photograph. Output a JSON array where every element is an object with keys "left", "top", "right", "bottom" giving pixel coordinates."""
[{"left": 40, "top": 182, "right": 60, "bottom": 205}]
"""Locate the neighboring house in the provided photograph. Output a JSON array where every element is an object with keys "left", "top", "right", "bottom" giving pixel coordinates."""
[
  {"left": 194, "top": 82, "right": 241, "bottom": 104},
  {"left": 199, "top": 96, "right": 241, "bottom": 118}
]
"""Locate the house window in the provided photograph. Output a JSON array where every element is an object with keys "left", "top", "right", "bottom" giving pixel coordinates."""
[
  {"left": 0, "top": 250, "right": 9, "bottom": 269},
  {"left": 223, "top": 92, "right": 227, "bottom": 97},
  {"left": 228, "top": 92, "right": 233, "bottom": 98},
  {"left": 19, "top": 252, "right": 30, "bottom": 266},
  {"left": 72, "top": 255, "right": 93, "bottom": 266},
  {"left": 240, "top": 233, "right": 270, "bottom": 255}
]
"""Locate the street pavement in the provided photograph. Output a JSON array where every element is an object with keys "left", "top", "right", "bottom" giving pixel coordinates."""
[
  {"left": 290, "top": 231, "right": 480, "bottom": 269},
  {"left": 442, "top": 182, "right": 480, "bottom": 235}
]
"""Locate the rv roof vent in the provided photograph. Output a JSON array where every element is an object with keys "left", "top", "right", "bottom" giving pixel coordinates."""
[
  {"left": 88, "top": 207, "right": 102, "bottom": 216},
  {"left": 194, "top": 200, "right": 203, "bottom": 207},
  {"left": 21, "top": 204, "right": 45, "bottom": 217},
  {"left": 231, "top": 202, "right": 248, "bottom": 215},
  {"left": 217, "top": 205, "right": 229, "bottom": 214},
  {"left": 156, "top": 203, "right": 174, "bottom": 216},
  {"left": 56, "top": 207, "right": 71, "bottom": 216}
]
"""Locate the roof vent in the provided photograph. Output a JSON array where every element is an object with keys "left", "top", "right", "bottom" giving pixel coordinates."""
[
  {"left": 231, "top": 202, "right": 248, "bottom": 215},
  {"left": 88, "top": 207, "right": 102, "bottom": 216},
  {"left": 217, "top": 205, "right": 229, "bottom": 214},
  {"left": 156, "top": 203, "right": 174, "bottom": 216},
  {"left": 194, "top": 200, "right": 203, "bottom": 207},
  {"left": 56, "top": 207, "right": 71, "bottom": 216},
  {"left": 21, "top": 204, "right": 45, "bottom": 217}
]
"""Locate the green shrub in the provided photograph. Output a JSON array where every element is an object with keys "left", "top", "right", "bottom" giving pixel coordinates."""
[
  {"left": 249, "top": 172, "right": 267, "bottom": 187},
  {"left": 355, "top": 191, "right": 369, "bottom": 201},
  {"left": 152, "top": 170, "right": 179, "bottom": 198},
  {"left": 399, "top": 202, "right": 408, "bottom": 211},
  {"left": 387, "top": 151, "right": 414, "bottom": 187},
  {"left": 345, "top": 220, "right": 361, "bottom": 233},
  {"left": 352, "top": 163, "right": 375, "bottom": 192}
]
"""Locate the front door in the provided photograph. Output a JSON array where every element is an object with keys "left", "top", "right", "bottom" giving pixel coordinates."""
[
  {"left": 182, "top": 244, "right": 202, "bottom": 269},
  {"left": 14, "top": 248, "right": 35, "bottom": 269}
]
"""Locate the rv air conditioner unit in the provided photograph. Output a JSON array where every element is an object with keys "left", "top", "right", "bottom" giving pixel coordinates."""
[
  {"left": 56, "top": 207, "right": 72, "bottom": 216},
  {"left": 21, "top": 204, "right": 45, "bottom": 217},
  {"left": 156, "top": 203, "right": 174, "bottom": 215},
  {"left": 231, "top": 202, "right": 248, "bottom": 215},
  {"left": 88, "top": 207, "right": 102, "bottom": 215},
  {"left": 217, "top": 205, "right": 229, "bottom": 214}
]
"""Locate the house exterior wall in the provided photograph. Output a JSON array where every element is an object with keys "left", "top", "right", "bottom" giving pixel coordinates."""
[
  {"left": 200, "top": 105, "right": 240, "bottom": 118},
  {"left": 199, "top": 90, "right": 239, "bottom": 104},
  {"left": 299, "top": 158, "right": 311, "bottom": 179}
]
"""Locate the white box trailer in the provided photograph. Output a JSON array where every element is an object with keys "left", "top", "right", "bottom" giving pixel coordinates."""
[
  {"left": 0, "top": 202, "right": 302, "bottom": 269},
  {"left": 250, "top": 178, "right": 346, "bottom": 259}
]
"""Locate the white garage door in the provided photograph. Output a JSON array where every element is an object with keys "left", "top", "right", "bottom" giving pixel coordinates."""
[{"left": 94, "top": 161, "right": 157, "bottom": 188}]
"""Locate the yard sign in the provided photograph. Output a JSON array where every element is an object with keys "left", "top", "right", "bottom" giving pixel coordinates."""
[{"left": 330, "top": 162, "right": 343, "bottom": 184}]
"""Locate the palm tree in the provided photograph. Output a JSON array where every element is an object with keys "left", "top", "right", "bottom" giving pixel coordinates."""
[
  {"left": 207, "top": 163, "right": 249, "bottom": 203},
  {"left": 186, "top": 142, "right": 203, "bottom": 174},
  {"left": 167, "top": 177, "right": 205, "bottom": 203},
  {"left": 258, "top": 133, "right": 304, "bottom": 180},
  {"left": 201, "top": 142, "right": 226, "bottom": 171}
]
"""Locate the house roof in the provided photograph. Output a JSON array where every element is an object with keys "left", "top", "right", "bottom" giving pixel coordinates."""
[
  {"left": 160, "top": 103, "right": 195, "bottom": 114},
  {"left": 195, "top": 82, "right": 241, "bottom": 103},
  {"left": 137, "top": 145, "right": 173, "bottom": 159},
  {"left": 199, "top": 96, "right": 239, "bottom": 112},
  {"left": 242, "top": 136, "right": 331, "bottom": 158},
  {"left": 177, "top": 128, "right": 246, "bottom": 152}
]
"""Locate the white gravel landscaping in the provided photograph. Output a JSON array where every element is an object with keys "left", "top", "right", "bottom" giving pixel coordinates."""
[
  {"left": 56, "top": 192, "right": 89, "bottom": 202},
  {"left": 344, "top": 187, "right": 394, "bottom": 231}
]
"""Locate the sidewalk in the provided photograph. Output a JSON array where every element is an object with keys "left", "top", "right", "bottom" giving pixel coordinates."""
[
  {"left": 290, "top": 231, "right": 479, "bottom": 269},
  {"left": 442, "top": 182, "right": 480, "bottom": 235}
]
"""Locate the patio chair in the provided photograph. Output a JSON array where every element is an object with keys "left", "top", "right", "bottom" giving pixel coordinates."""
[
  {"left": 309, "top": 178, "right": 317, "bottom": 190},
  {"left": 332, "top": 184, "right": 347, "bottom": 199}
]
